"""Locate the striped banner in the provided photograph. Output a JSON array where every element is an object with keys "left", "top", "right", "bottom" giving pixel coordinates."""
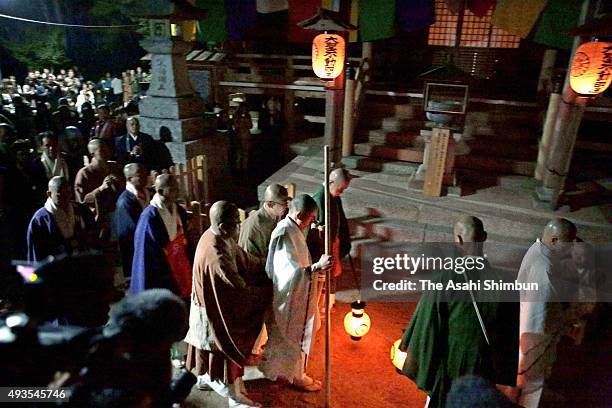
[
  {"left": 196, "top": 0, "right": 227, "bottom": 43},
  {"left": 533, "top": 0, "right": 581, "bottom": 50},
  {"left": 359, "top": 0, "right": 396, "bottom": 42},
  {"left": 492, "top": 0, "right": 548, "bottom": 38},
  {"left": 288, "top": 0, "right": 321, "bottom": 43},
  {"left": 226, "top": 0, "right": 258, "bottom": 40},
  {"left": 396, "top": 0, "right": 434, "bottom": 33}
]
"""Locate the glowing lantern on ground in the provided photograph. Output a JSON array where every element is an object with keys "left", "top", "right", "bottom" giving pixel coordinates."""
[
  {"left": 343, "top": 301, "right": 370, "bottom": 340},
  {"left": 390, "top": 339, "right": 407, "bottom": 371},
  {"left": 570, "top": 41, "right": 612, "bottom": 96},
  {"left": 312, "top": 33, "right": 345, "bottom": 80}
]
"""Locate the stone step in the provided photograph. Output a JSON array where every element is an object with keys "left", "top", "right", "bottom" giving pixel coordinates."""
[
  {"left": 354, "top": 143, "right": 424, "bottom": 163},
  {"left": 260, "top": 154, "right": 612, "bottom": 243},
  {"left": 341, "top": 155, "right": 418, "bottom": 175},
  {"left": 353, "top": 142, "right": 536, "bottom": 176},
  {"left": 466, "top": 140, "right": 539, "bottom": 161},
  {"left": 455, "top": 155, "right": 536, "bottom": 176},
  {"left": 365, "top": 131, "right": 420, "bottom": 147},
  {"left": 360, "top": 117, "right": 424, "bottom": 132}
]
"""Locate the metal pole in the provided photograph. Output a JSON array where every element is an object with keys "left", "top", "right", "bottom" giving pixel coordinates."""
[{"left": 324, "top": 145, "right": 331, "bottom": 408}]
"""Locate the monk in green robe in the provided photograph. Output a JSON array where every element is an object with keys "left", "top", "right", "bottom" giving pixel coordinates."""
[{"left": 399, "top": 216, "right": 519, "bottom": 407}]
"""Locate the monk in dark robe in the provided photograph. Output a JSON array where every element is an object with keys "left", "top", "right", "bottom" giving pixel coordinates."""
[
  {"left": 26, "top": 176, "right": 96, "bottom": 262},
  {"left": 112, "top": 163, "right": 150, "bottom": 278},
  {"left": 129, "top": 174, "right": 191, "bottom": 299},
  {"left": 184, "top": 200, "right": 270, "bottom": 408},
  {"left": 399, "top": 216, "right": 519, "bottom": 408}
]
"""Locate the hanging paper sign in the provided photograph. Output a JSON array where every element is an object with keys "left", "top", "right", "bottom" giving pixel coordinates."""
[
  {"left": 570, "top": 42, "right": 612, "bottom": 96},
  {"left": 312, "top": 33, "right": 345, "bottom": 80}
]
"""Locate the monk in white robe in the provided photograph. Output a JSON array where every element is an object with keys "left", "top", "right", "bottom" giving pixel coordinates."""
[
  {"left": 516, "top": 218, "right": 576, "bottom": 408},
  {"left": 261, "top": 194, "right": 332, "bottom": 392}
]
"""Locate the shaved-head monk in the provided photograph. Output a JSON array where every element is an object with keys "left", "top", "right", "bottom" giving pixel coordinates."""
[
  {"left": 129, "top": 174, "right": 191, "bottom": 298},
  {"left": 516, "top": 218, "right": 576, "bottom": 408},
  {"left": 184, "top": 200, "right": 271, "bottom": 408},
  {"left": 399, "top": 215, "right": 519, "bottom": 408}
]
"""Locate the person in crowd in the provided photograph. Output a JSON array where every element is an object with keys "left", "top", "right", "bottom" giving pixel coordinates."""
[
  {"left": 399, "top": 216, "right": 519, "bottom": 408},
  {"left": 90, "top": 104, "right": 118, "bottom": 141},
  {"left": 76, "top": 84, "right": 94, "bottom": 113},
  {"left": 69, "top": 289, "right": 189, "bottom": 407},
  {"left": 113, "top": 163, "right": 151, "bottom": 278},
  {"left": 130, "top": 174, "right": 191, "bottom": 299},
  {"left": 309, "top": 167, "right": 352, "bottom": 311},
  {"left": 111, "top": 74, "right": 123, "bottom": 104},
  {"left": 185, "top": 200, "right": 270, "bottom": 408},
  {"left": 516, "top": 218, "right": 577, "bottom": 408},
  {"left": 232, "top": 103, "right": 253, "bottom": 171},
  {"left": 114, "top": 116, "right": 159, "bottom": 170},
  {"left": 26, "top": 176, "right": 96, "bottom": 261},
  {"left": 28, "top": 132, "right": 71, "bottom": 205},
  {"left": 260, "top": 194, "right": 333, "bottom": 392},
  {"left": 51, "top": 103, "right": 76, "bottom": 135},
  {"left": 74, "top": 138, "right": 123, "bottom": 239},
  {"left": 258, "top": 97, "right": 284, "bottom": 165}
]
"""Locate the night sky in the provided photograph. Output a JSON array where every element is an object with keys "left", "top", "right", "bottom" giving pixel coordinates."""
[{"left": 0, "top": 0, "right": 143, "bottom": 80}]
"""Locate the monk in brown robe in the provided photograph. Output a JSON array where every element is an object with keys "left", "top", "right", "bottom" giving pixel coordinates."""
[
  {"left": 184, "top": 200, "right": 270, "bottom": 408},
  {"left": 74, "top": 138, "right": 123, "bottom": 239}
]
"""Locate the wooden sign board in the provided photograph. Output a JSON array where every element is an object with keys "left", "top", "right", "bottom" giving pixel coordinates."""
[{"left": 423, "top": 128, "right": 450, "bottom": 197}]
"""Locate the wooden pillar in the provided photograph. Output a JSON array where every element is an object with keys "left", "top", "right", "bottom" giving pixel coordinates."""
[
  {"left": 324, "top": 72, "right": 345, "bottom": 165},
  {"left": 534, "top": 89, "right": 561, "bottom": 180},
  {"left": 342, "top": 66, "right": 356, "bottom": 157},
  {"left": 284, "top": 90, "right": 296, "bottom": 161},
  {"left": 536, "top": 0, "right": 590, "bottom": 209},
  {"left": 362, "top": 42, "right": 373, "bottom": 70},
  {"left": 537, "top": 49, "right": 558, "bottom": 94}
]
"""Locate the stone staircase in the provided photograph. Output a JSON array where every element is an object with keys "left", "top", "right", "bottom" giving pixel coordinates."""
[
  {"left": 260, "top": 154, "right": 612, "bottom": 277},
  {"left": 352, "top": 95, "right": 540, "bottom": 179}
]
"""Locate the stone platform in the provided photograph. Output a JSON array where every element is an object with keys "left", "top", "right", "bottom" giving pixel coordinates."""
[{"left": 259, "top": 150, "right": 612, "bottom": 271}]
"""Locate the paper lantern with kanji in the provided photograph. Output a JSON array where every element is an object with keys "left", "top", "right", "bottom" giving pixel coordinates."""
[
  {"left": 570, "top": 42, "right": 612, "bottom": 96},
  {"left": 312, "top": 33, "right": 345, "bottom": 80},
  {"left": 343, "top": 301, "right": 370, "bottom": 340}
]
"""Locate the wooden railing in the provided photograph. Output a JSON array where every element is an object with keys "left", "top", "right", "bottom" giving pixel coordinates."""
[{"left": 171, "top": 155, "right": 208, "bottom": 204}]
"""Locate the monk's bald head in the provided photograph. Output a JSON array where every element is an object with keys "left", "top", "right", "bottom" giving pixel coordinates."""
[
  {"left": 154, "top": 174, "right": 179, "bottom": 203},
  {"left": 454, "top": 215, "right": 486, "bottom": 256},
  {"left": 288, "top": 194, "right": 318, "bottom": 230},
  {"left": 48, "top": 176, "right": 71, "bottom": 208},
  {"left": 454, "top": 216, "right": 486, "bottom": 243},
  {"left": 329, "top": 168, "right": 351, "bottom": 197},
  {"left": 209, "top": 200, "right": 240, "bottom": 238},
  {"left": 48, "top": 175, "right": 69, "bottom": 194},
  {"left": 289, "top": 194, "right": 318, "bottom": 216},
  {"left": 542, "top": 218, "right": 577, "bottom": 246}
]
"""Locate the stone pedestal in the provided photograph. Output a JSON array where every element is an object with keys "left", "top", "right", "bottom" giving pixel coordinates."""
[{"left": 138, "top": 37, "right": 205, "bottom": 146}]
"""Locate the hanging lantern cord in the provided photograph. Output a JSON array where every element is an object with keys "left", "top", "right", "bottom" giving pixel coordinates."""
[{"left": 347, "top": 254, "right": 361, "bottom": 302}]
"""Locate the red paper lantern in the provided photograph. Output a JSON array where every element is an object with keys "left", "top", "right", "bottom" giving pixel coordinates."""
[
  {"left": 312, "top": 33, "right": 345, "bottom": 80},
  {"left": 570, "top": 41, "right": 612, "bottom": 96}
]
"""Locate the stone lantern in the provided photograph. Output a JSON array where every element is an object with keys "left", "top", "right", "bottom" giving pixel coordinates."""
[
  {"left": 128, "top": 0, "right": 229, "bottom": 201},
  {"left": 129, "top": 0, "right": 207, "bottom": 160}
]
